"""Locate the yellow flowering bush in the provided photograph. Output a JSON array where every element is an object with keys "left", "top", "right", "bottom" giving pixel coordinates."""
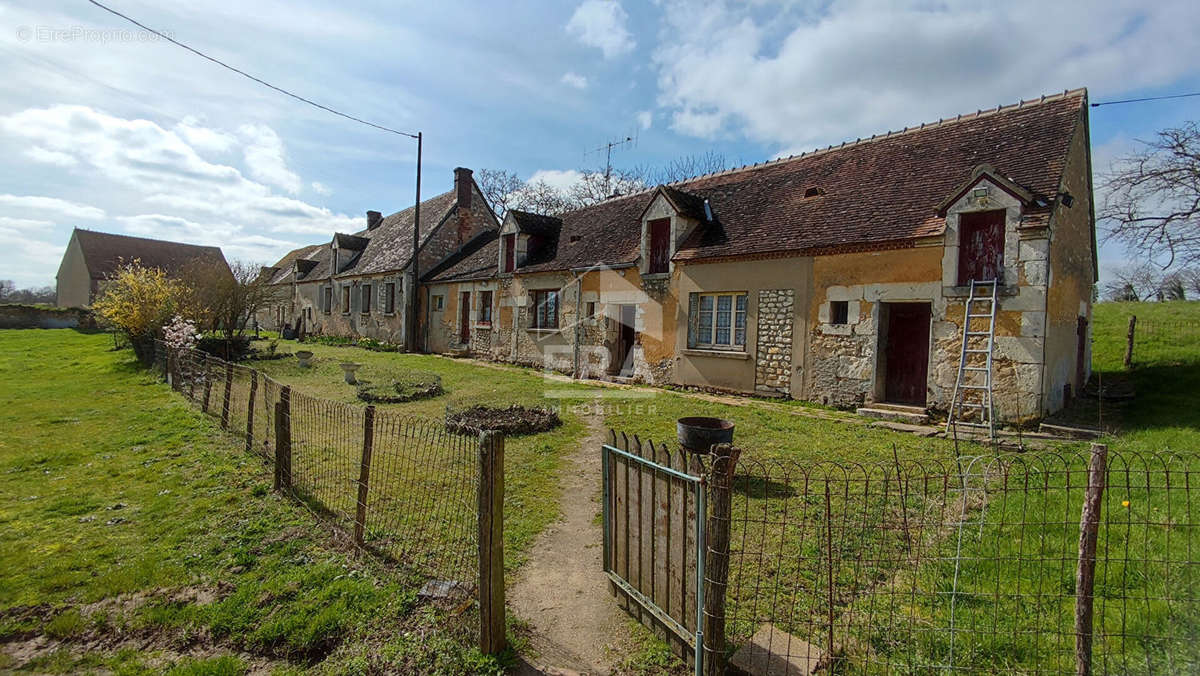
[{"left": 91, "top": 261, "right": 181, "bottom": 363}]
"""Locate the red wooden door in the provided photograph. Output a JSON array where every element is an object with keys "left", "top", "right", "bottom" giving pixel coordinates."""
[
  {"left": 958, "top": 210, "right": 1005, "bottom": 285},
  {"left": 648, "top": 219, "right": 670, "bottom": 273},
  {"left": 884, "top": 303, "right": 931, "bottom": 405},
  {"left": 460, "top": 292, "right": 471, "bottom": 344}
]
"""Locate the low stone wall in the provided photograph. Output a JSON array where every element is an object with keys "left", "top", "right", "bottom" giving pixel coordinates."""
[{"left": 0, "top": 304, "right": 96, "bottom": 330}]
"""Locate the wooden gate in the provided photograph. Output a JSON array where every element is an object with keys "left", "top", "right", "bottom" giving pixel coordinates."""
[{"left": 602, "top": 432, "right": 705, "bottom": 675}]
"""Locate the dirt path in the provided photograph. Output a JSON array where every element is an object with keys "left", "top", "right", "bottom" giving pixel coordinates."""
[{"left": 509, "top": 407, "right": 633, "bottom": 674}]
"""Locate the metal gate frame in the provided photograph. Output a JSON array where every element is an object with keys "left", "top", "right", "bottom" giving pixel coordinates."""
[{"left": 601, "top": 442, "right": 706, "bottom": 676}]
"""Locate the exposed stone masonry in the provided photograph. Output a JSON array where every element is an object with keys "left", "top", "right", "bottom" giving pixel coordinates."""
[{"left": 755, "top": 289, "right": 794, "bottom": 395}]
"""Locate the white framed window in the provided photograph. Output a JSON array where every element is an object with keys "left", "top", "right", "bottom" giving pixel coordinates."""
[
  {"left": 692, "top": 292, "right": 747, "bottom": 349},
  {"left": 432, "top": 294, "right": 445, "bottom": 312}
]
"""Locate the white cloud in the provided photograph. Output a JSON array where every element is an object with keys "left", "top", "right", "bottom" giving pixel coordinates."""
[
  {"left": 0, "top": 194, "right": 105, "bottom": 220},
  {"left": 239, "top": 123, "right": 302, "bottom": 195},
  {"left": 175, "top": 117, "right": 237, "bottom": 155},
  {"left": 652, "top": 0, "right": 1200, "bottom": 151},
  {"left": 311, "top": 181, "right": 332, "bottom": 196},
  {"left": 24, "top": 147, "right": 78, "bottom": 167},
  {"left": 0, "top": 105, "right": 359, "bottom": 269},
  {"left": 561, "top": 72, "right": 589, "bottom": 90},
  {"left": 567, "top": 0, "right": 635, "bottom": 59},
  {"left": 636, "top": 110, "right": 653, "bottom": 130},
  {"left": 529, "top": 169, "right": 584, "bottom": 191},
  {"left": 0, "top": 216, "right": 54, "bottom": 231}
]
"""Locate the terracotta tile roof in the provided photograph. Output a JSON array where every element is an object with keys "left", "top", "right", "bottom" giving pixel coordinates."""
[
  {"left": 72, "top": 228, "right": 228, "bottom": 279},
  {"left": 502, "top": 89, "right": 1086, "bottom": 272},
  {"left": 673, "top": 89, "right": 1085, "bottom": 261}
]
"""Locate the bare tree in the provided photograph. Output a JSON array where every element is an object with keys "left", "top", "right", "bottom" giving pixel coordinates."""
[
  {"left": 0, "top": 281, "right": 55, "bottom": 304},
  {"left": 510, "top": 179, "right": 574, "bottom": 215},
  {"left": 480, "top": 150, "right": 730, "bottom": 216},
  {"left": 477, "top": 168, "right": 525, "bottom": 218},
  {"left": 638, "top": 150, "right": 731, "bottom": 184},
  {"left": 179, "top": 260, "right": 283, "bottom": 356},
  {"left": 1103, "top": 262, "right": 1162, "bottom": 301},
  {"left": 1101, "top": 122, "right": 1200, "bottom": 269},
  {"left": 566, "top": 167, "right": 649, "bottom": 206}
]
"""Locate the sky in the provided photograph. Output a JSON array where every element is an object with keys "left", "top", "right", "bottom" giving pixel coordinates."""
[{"left": 1, "top": 0, "right": 1199, "bottom": 289}]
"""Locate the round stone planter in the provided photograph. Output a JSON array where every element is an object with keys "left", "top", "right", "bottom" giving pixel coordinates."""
[
  {"left": 295, "top": 350, "right": 314, "bottom": 368},
  {"left": 340, "top": 362, "right": 362, "bottom": 385}
]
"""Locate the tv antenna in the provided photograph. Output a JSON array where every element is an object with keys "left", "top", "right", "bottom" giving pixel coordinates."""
[{"left": 586, "top": 134, "right": 636, "bottom": 196}]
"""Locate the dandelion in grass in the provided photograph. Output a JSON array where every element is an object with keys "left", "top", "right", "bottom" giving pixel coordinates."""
[{"left": 1122, "top": 500, "right": 1131, "bottom": 508}]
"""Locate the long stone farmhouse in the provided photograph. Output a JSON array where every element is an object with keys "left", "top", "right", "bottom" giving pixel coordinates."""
[{"left": 268, "top": 89, "right": 1096, "bottom": 421}]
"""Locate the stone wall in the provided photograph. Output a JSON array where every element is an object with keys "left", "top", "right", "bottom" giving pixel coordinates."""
[
  {"left": 754, "top": 289, "right": 794, "bottom": 395},
  {"left": 0, "top": 304, "right": 96, "bottom": 330}
]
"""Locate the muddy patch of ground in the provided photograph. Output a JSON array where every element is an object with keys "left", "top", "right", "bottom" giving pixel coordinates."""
[{"left": 0, "top": 582, "right": 286, "bottom": 673}]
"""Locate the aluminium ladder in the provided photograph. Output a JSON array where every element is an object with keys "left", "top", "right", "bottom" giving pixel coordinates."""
[{"left": 946, "top": 279, "right": 998, "bottom": 439}]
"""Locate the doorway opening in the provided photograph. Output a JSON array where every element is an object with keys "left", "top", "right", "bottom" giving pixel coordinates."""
[
  {"left": 611, "top": 304, "right": 636, "bottom": 377},
  {"left": 460, "top": 291, "right": 471, "bottom": 345},
  {"left": 878, "top": 302, "right": 932, "bottom": 406}
]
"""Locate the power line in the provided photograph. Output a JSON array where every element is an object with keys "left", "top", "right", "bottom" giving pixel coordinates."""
[
  {"left": 84, "top": 0, "right": 419, "bottom": 138},
  {"left": 1091, "top": 91, "right": 1200, "bottom": 108}
]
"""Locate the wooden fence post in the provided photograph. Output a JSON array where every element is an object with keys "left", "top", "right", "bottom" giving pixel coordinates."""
[
  {"left": 1123, "top": 316, "right": 1136, "bottom": 369},
  {"left": 161, "top": 343, "right": 169, "bottom": 381},
  {"left": 1076, "top": 442, "right": 1108, "bottom": 676},
  {"left": 704, "top": 444, "right": 740, "bottom": 676},
  {"left": 245, "top": 370, "right": 258, "bottom": 453},
  {"left": 274, "top": 385, "right": 292, "bottom": 492},
  {"left": 201, "top": 354, "right": 213, "bottom": 414},
  {"left": 477, "top": 430, "right": 506, "bottom": 655},
  {"left": 221, "top": 363, "right": 233, "bottom": 429},
  {"left": 353, "top": 406, "right": 376, "bottom": 546}
]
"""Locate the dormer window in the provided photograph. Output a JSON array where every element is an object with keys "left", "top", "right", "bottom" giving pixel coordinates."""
[
  {"left": 647, "top": 218, "right": 670, "bottom": 274},
  {"left": 502, "top": 234, "right": 516, "bottom": 273}
]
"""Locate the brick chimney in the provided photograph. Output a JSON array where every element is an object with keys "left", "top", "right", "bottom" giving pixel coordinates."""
[
  {"left": 366, "top": 210, "right": 382, "bottom": 230},
  {"left": 454, "top": 167, "right": 474, "bottom": 245}
]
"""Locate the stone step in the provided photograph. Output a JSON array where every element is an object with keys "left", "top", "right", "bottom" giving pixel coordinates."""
[
  {"left": 730, "top": 623, "right": 827, "bottom": 676},
  {"left": 856, "top": 405, "right": 929, "bottom": 425},
  {"left": 1038, "top": 422, "right": 1104, "bottom": 439}
]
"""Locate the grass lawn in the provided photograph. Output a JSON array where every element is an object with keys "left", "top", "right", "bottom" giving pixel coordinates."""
[
  {"left": 0, "top": 330, "right": 507, "bottom": 674},
  {"left": 1, "top": 300, "right": 1195, "bottom": 674}
]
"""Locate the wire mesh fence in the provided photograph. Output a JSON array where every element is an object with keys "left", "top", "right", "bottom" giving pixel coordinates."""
[
  {"left": 155, "top": 341, "right": 482, "bottom": 585},
  {"left": 707, "top": 447, "right": 1199, "bottom": 675}
]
